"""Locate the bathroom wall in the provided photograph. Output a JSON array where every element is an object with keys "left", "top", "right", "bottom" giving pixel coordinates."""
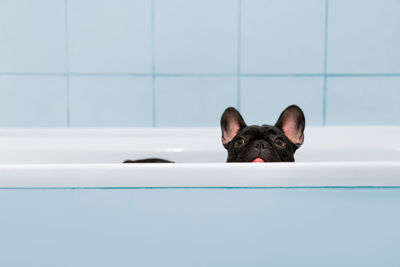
[
  {"left": 1, "top": 188, "right": 400, "bottom": 266},
  {"left": 0, "top": 0, "right": 399, "bottom": 127}
]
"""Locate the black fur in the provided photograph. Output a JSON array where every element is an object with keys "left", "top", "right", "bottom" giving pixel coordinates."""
[
  {"left": 123, "top": 105, "right": 305, "bottom": 163},
  {"left": 221, "top": 105, "right": 305, "bottom": 162},
  {"left": 124, "top": 158, "right": 174, "bottom": 163}
]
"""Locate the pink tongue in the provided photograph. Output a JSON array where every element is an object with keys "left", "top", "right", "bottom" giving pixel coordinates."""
[{"left": 252, "top": 158, "right": 264, "bottom": 163}]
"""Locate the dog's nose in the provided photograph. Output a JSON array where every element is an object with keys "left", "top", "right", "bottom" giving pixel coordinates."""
[{"left": 254, "top": 140, "right": 268, "bottom": 150}]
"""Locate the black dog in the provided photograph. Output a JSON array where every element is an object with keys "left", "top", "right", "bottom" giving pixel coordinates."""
[
  {"left": 123, "top": 158, "right": 174, "bottom": 163},
  {"left": 124, "top": 105, "right": 305, "bottom": 163},
  {"left": 220, "top": 105, "right": 305, "bottom": 162}
]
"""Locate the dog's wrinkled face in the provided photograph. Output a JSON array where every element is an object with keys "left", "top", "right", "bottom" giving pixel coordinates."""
[{"left": 221, "top": 105, "right": 305, "bottom": 162}]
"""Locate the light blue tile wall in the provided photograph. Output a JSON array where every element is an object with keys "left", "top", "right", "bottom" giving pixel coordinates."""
[
  {"left": 155, "top": 77, "right": 237, "bottom": 126},
  {"left": 240, "top": 77, "right": 324, "bottom": 126},
  {"left": 67, "top": 0, "right": 152, "bottom": 73},
  {"left": 154, "top": 0, "right": 238, "bottom": 74},
  {"left": 0, "top": 0, "right": 399, "bottom": 127},
  {"left": 327, "top": 0, "right": 400, "bottom": 74},
  {"left": 0, "top": 0, "right": 66, "bottom": 73},
  {"left": 0, "top": 76, "right": 67, "bottom": 127},
  {"left": 69, "top": 76, "right": 153, "bottom": 127},
  {"left": 326, "top": 77, "right": 400, "bottom": 125},
  {"left": 1, "top": 188, "right": 400, "bottom": 266},
  {"left": 241, "top": 0, "right": 325, "bottom": 74}
]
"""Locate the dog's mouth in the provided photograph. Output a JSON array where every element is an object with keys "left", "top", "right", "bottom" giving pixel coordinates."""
[{"left": 252, "top": 157, "right": 265, "bottom": 163}]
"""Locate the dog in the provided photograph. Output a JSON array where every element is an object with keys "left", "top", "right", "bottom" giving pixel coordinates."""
[
  {"left": 123, "top": 158, "right": 174, "bottom": 163},
  {"left": 220, "top": 105, "right": 305, "bottom": 162},
  {"left": 124, "top": 105, "right": 305, "bottom": 163}
]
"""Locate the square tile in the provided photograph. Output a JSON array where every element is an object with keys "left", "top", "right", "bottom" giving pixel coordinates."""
[
  {"left": 241, "top": 0, "right": 325, "bottom": 74},
  {"left": 0, "top": 0, "right": 66, "bottom": 73},
  {"left": 326, "top": 77, "right": 400, "bottom": 125},
  {"left": 155, "top": 77, "right": 237, "bottom": 126},
  {"left": 0, "top": 76, "right": 68, "bottom": 127},
  {"left": 67, "top": 0, "right": 152, "bottom": 73},
  {"left": 327, "top": 0, "right": 400, "bottom": 73},
  {"left": 240, "top": 77, "right": 324, "bottom": 126},
  {"left": 70, "top": 76, "right": 153, "bottom": 127},
  {"left": 154, "top": 0, "right": 238, "bottom": 74}
]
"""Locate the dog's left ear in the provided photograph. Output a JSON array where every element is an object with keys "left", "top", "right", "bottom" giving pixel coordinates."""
[
  {"left": 275, "top": 105, "right": 305, "bottom": 148},
  {"left": 221, "top": 107, "right": 247, "bottom": 148}
]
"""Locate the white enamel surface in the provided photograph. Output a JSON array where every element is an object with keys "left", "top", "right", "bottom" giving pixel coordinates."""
[
  {"left": 0, "top": 126, "right": 399, "bottom": 187},
  {"left": 0, "top": 162, "right": 400, "bottom": 188}
]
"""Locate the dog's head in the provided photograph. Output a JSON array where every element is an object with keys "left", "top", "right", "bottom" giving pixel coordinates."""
[{"left": 220, "top": 105, "right": 305, "bottom": 162}]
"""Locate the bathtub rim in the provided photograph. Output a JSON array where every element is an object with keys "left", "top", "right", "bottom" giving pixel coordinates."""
[{"left": 0, "top": 161, "right": 399, "bottom": 188}]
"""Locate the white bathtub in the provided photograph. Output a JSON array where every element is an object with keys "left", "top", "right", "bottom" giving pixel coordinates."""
[
  {"left": 1, "top": 127, "right": 400, "bottom": 267},
  {"left": 0, "top": 126, "right": 399, "bottom": 187}
]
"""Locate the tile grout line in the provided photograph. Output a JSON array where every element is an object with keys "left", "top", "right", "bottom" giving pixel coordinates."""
[
  {"left": 64, "top": 0, "right": 71, "bottom": 127},
  {"left": 151, "top": 0, "right": 156, "bottom": 127},
  {"left": 1, "top": 72, "right": 400, "bottom": 77},
  {"left": 1, "top": 186, "right": 400, "bottom": 190},
  {"left": 322, "top": 0, "right": 329, "bottom": 126},
  {"left": 236, "top": 0, "right": 242, "bottom": 111}
]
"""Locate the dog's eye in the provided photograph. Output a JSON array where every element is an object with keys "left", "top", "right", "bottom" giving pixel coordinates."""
[
  {"left": 274, "top": 138, "right": 286, "bottom": 149},
  {"left": 234, "top": 138, "right": 246, "bottom": 148}
]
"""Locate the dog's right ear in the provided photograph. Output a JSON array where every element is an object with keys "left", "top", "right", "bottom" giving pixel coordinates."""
[{"left": 220, "top": 107, "right": 247, "bottom": 148}]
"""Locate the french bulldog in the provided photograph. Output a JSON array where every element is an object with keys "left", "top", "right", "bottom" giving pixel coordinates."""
[
  {"left": 220, "top": 105, "right": 305, "bottom": 162},
  {"left": 124, "top": 105, "right": 305, "bottom": 163},
  {"left": 123, "top": 158, "right": 174, "bottom": 163}
]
